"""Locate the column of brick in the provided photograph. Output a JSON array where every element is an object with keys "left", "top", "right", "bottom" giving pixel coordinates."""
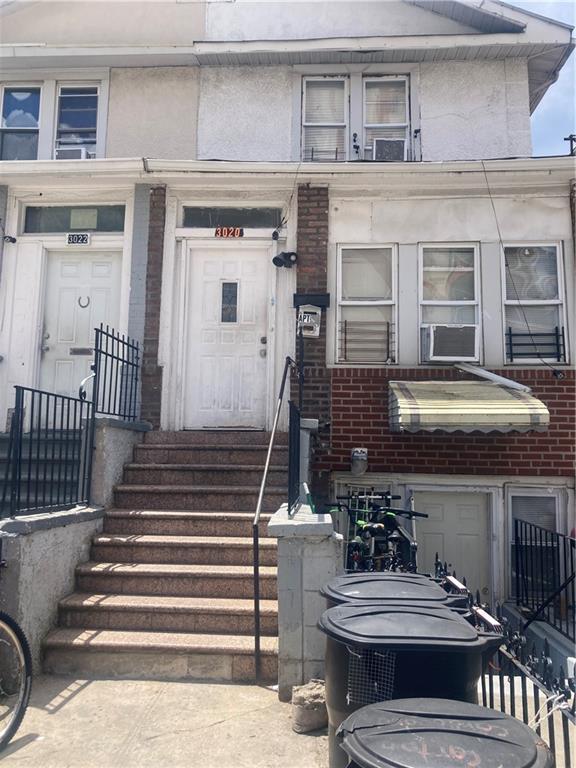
[{"left": 140, "top": 185, "right": 166, "bottom": 427}]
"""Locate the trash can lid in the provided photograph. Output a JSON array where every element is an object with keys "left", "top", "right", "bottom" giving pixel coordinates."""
[
  {"left": 318, "top": 603, "right": 500, "bottom": 651},
  {"left": 337, "top": 698, "right": 553, "bottom": 768},
  {"left": 321, "top": 573, "right": 465, "bottom": 606}
]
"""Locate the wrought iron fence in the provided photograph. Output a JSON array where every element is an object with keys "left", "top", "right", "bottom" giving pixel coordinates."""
[
  {"left": 90, "top": 324, "right": 140, "bottom": 421},
  {"left": 288, "top": 400, "right": 301, "bottom": 512},
  {"left": 0, "top": 387, "right": 93, "bottom": 517},
  {"left": 514, "top": 518, "right": 575, "bottom": 644},
  {"left": 482, "top": 615, "right": 575, "bottom": 768}
]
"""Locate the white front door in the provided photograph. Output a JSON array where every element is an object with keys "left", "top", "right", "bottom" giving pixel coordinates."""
[
  {"left": 413, "top": 491, "right": 492, "bottom": 602},
  {"left": 41, "top": 251, "right": 122, "bottom": 397},
  {"left": 184, "top": 246, "right": 269, "bottom": 429}
]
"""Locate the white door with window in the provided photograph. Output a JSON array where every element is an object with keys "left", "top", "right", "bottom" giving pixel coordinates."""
[
  {"left": 413, "top": 491, "right": 491, "bottom": 601},
  {"left": 41, "top": 251, "right": 122, "bottom": 397},
  {"left": 184, "top": 246, "right": 269, "bottom": 429}
]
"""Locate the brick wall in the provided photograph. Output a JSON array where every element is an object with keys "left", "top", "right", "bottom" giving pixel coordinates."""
[
  {"left": 322, "top": 367, "right": 575, "bottom": 477},
  {"left": 295, "top": 184, "right": 331, "bottom": 497},
  {"left": 140, "top": 185, "right": 166, "bottom": 427}
]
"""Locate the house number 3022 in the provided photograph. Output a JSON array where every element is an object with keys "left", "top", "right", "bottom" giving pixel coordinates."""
[{"left": 66, "top": 233, "right": 91, "bottom": 245}]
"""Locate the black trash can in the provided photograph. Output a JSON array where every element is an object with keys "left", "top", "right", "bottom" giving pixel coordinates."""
[
  {"left": 318, "top": 603, "right": 503, "bottom": 768},
  {"left": 337, "top": 698, "right": 554, "bottom": 768},
  {"left": 321, "top": 572, "right": 468, "bottom": 610}
]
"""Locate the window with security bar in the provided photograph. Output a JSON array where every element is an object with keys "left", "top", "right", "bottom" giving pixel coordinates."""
[
  {"left": 337, "top": 246, "right": 396, "bottom": 364},
  {"left": 503, "top": 245, "right": 567, "bottom": 363}
]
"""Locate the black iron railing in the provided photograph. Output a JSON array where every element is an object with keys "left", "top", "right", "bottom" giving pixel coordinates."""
[
  {"left": 506, "top": 326, "right": 566, "bottom": 363},
  {"left": 0, "top": 387, "right": 93, "bottom": 517},
  {"left": 482, "top": 614, "right": 575, "bottom": 768},
  {"left": 288, "top": 401, "right": 301, "bottom": 512},
  {"left": 90, "top": 324, "right": 140, "bottom": 421},
  {"left": 514, "top": 519, "right": 575, "bottom": 644}
]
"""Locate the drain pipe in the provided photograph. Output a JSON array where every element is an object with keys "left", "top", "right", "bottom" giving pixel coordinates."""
[{"left": 454, "top": 363, "right": 532, "bottom": 393}]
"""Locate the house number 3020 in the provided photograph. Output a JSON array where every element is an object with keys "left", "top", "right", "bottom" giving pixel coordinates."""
[{"left": 214, "top": 227, "right": 244, "bottom": 238}]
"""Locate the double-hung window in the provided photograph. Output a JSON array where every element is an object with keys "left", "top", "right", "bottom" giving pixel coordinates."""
[
  {"left": 419, "top": 244, "right": 479, "bottom": 362},
  {"left": 337, "top": 245, "right": 396, "bottom": 364},
  {"left": 302, "top": 75, "right": 411, "bottom": 162},
  {"left": 503, "top": 245, "right": 566, "bottom": 363},
  {"left": 55, "top": 85, "right": 98, "bottom": 158},
  {"left": 0, "top": 86, "right": 41, "bottom": 160}
]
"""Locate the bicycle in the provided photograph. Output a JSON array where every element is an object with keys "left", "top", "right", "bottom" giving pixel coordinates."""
[{"left": 0, "top": 539, "right": 32, "bottom": 751}]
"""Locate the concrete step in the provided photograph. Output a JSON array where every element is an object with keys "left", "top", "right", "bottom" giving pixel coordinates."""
[
  {"left": 58, "top": 593, "right": 278, "bottom": 635},
  {"left": 133, "top": 444, "right": 288, "bottom": 465},
  {"left": 76, "top": 562, "right": 277, "bottom": 600},
  {"left": 144, "top": 430, "right": 289, "bottom": 446},
  {"left": 43, "top": 628, "right": 278, "bottom": 682},
  {"left": 91, "top": 534, "right": 278, "bottom": 567},
  {"left": 113, "top": 485, "right": 285, "bottom": 512},
  {"left": 103, "top": 509, "right": 273, "bottom": 538},
  {"left": 122, "top": 464, "right": 287, "bottom": 487}
]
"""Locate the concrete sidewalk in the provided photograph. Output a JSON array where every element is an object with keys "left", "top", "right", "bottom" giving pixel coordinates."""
[{"left": 2, "top": 676, "right": 328, "bottom": 768}]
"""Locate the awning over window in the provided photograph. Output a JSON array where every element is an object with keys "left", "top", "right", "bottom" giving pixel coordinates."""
[{"left": 389, "top": 381, "right": 549, "bottom": 434}]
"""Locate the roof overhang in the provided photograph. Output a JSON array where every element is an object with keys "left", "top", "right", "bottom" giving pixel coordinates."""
[{"left": 389, "top": 381, "right": 550, "bottom": 433}]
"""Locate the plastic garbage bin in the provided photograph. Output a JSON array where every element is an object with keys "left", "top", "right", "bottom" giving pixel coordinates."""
[
  {"left": 336, "top": 698, "right": 554, "bottom": 768},
  {"left": 318, "top": 603, "right": 503, "bottom": 768},
  {"left": 321, "top": 572, "right": 468, "bottom": 610}
]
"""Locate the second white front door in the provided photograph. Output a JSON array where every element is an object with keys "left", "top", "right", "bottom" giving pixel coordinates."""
[{"left": 184, "top": 246, "right": 269, "bottom": 429}]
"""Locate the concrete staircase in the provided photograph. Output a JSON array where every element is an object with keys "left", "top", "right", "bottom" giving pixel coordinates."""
[{"left": 43, "top": 430, "right": 287, "bottom": 682}]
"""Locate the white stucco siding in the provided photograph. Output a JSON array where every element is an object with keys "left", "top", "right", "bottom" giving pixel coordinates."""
[
  {"left": 419, "top": 60, "right": 532, "bottom": 161},
  {"left": 197, "top": 67, "right": 293, "bottom": 162},
  {"left": 206, "top": 1, "right": 477, "bottom": 40},
  {"left": 107, "top": 68, "right": 199, "bottom": 159}
]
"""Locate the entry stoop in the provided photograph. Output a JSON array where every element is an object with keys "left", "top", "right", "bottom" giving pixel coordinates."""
[{"left": 43, "top": 430, "right": 286, "bottom": 683}]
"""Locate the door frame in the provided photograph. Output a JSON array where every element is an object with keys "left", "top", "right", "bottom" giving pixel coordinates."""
[{"left": 165, "top": 235, "right": 279, "bottom": 431}]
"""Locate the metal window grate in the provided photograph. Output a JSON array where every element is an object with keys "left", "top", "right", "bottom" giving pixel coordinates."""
[{"left": 346, "top": 647, "right": 396, "bottom": 706}]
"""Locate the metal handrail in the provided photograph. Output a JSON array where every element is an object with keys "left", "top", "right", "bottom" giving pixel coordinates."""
[{"left": 253, "top": 355, "right": 297, "bottom": 683}]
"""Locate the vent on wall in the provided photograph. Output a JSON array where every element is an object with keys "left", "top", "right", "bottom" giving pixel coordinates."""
[{"left": 424, "top": 325, "right": 479, "bottom": 362}]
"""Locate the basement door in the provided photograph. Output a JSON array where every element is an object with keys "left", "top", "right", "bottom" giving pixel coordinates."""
[
  {"left": 184, "top": 247, "right": 269, "bottom": 429},
  {"left": 41, "top": 251, "right": 122, "bottom": 397},
  {"left": 412, "top": 491, "right": 491, "bottom": 603}
]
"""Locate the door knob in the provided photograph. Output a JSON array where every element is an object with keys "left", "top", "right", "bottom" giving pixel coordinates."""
[
  {"left": 260, "top": 336, "right": 267, "bottom": 344},
  {"left": 259, "top": 349, "right": 267, "bottom": 358}
]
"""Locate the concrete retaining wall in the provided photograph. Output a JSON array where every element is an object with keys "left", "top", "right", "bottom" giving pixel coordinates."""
[{"left": 91, "top": 418, "right": 150, "bottom": 508}]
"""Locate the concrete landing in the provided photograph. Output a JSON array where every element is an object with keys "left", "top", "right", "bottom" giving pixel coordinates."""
[{"left": 2, "top": 675, "right": 328, "bottom": 768}]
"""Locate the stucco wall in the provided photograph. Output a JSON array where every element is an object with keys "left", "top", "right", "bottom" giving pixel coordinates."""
[
  {"left": 206, "top": 1, "right": 476, "bottom": 40},
  {"left": 420, "top": 59, "right": 532, "bottom": 160},
  {"left": 107, "top": 68, "right": 199, "bottom": 159},
  {"left": 197, "top": 67, "right": 294, "bottom": 161}
]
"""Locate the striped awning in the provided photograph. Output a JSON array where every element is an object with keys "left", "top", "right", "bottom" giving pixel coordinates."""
[{"left": 389, "top": 381, "right": 549, "bottom": 434}]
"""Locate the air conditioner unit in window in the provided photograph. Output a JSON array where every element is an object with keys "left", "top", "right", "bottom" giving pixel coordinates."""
[
  {"left": 373, "top": 138, "right": 406, "bottom": 162},
  {"left": 424, "top": 325, "right": 479, "bottom": 362},
  {"left": 55, "top": 147, "right": 93, "bottom": 160}
]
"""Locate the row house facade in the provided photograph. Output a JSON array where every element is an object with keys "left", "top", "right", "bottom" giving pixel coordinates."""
[{"left": 0, "top": 0, "right": 574, "bottom": 611}]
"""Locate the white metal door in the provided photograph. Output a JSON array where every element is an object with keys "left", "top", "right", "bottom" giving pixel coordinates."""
[
  {"left": 41, "top": 251, "right": 122, "bottom": 397},
  {"left": 184, "top": 246, "right": 269, "bottom": 429},
  {"left": 413, "top": 491, "right": 491, "bottom": 601}
]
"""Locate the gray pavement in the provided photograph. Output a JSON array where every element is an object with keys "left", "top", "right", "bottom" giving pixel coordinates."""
[{"left": 2, "top": 675, "right": 328, "bottom": 768}]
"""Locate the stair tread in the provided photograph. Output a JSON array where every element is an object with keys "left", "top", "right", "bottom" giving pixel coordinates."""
[
  {"left": 77, "top": 561, "right": 277, "bottom": 577},
  {"left": 125, "top": 464, "right": 286, "bottom": 471},
  {"left": 44, "top": 628, "right": 278, "bottom": 655},
  {"left": 137, "top": 444, "right": 286, "bottom": 451},
  {"left": 114, "top": 485, "right": 285, "bottom": 493},
  {"left": 105, "top": 509, "right": 273, "bottom": 520},
  {"left": 93, "top": 534, "right": 277, "bottom": 548},
  {"left": 60, "top": 593, "right": 278, "bottom": 614}
]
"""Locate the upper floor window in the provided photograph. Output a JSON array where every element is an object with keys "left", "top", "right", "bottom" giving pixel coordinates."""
[
  {"left": 0, "top": 87, "right": 40, "bottom": 160},
  {"left": 419, "top": 244, "right": 479, "bottom": 362},
  {"left": 503, "top": 245, "right": 567, "bottom": 363},
  {"left": 337, "top": 245, "right": 396, "bottom": 364},
  {"left": 302, "top": 75, "right": 410, "bottom": 162},
  {"left": 55, "top": 86, "right": 98, "bottom": 159}
]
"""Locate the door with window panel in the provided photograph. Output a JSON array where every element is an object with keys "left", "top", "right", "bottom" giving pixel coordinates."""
[
  {"left": 503, "top": 245, "right": 566, "bottom": 363},
  {"left": 0, "top": 87, "right": 40, "bottom": 160},
  {"left": 184, "top": 247, "right": 269, "bottom": 428},
  {"left": 510, "top": 494, "right": 559, "bottom": 601},
  {"left": 337, "top": 246, "right": 396, "bottom": 363}
]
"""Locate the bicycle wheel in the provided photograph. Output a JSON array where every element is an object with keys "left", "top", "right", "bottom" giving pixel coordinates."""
[{"left": 0, "top": 611, "right": 32, "bottom": 751}]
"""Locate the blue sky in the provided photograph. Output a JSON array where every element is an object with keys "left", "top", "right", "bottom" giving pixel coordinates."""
[{"left": 513, "top": 1, "right": 575, "bottom": 156}]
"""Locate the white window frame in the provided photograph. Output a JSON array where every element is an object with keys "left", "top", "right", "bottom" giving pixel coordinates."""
[
  {"left": 501, "top": 242, "right": 568, "bottom": 365},
  {"left": 336, "top": 243, "right": 398, "bottom": 366},
  {"left": 362, "top": 75, "right": 410, "bottom": 161},
  {"left": 302, "top": 75, "right": 349, "bottom": 162},
  {"left": 0, "top": 83, "right": 43, "bottom": 161},
  {"left": 54, "top": 82, "right": 100, "bottom": 159},
  {"left": 418, "top": 242, "right": 481, "bottom": 363}
]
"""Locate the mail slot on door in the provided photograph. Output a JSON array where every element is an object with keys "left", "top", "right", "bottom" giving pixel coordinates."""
[
  {"left": 69, "top": 347, "right": 93, "bottom": 356},
  {"left": 298, "top": 304, "right": 322, "bottom": 338}
]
